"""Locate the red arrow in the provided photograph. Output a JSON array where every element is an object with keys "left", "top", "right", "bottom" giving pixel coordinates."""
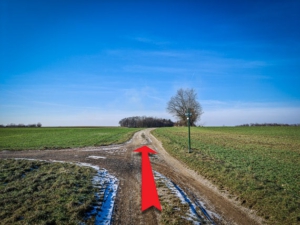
[{"left": 134, "top": 145, "right": 162, "bottom": 211}]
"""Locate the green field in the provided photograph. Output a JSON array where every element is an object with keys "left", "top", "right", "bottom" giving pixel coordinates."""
[
  {"left": 152, "top": 126, "right": 300, "bottom": 225},
  {"left": 0, "top": 127, "right": 140, "bottom": 151},
  {"left": 0, "top": 159, "right": 96, "bottom": 224}
]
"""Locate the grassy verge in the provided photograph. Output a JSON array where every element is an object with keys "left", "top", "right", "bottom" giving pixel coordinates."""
[
  {"left": 0, "top": 159, "right": 97, "bottom": 225},
  {"left": 0, "top": 127, "right": 140, "bottom": 151},
  {"left": 152, "top": 126, "right": 300, "bottom": 225},
  {"left": 157, "top": 180, "right": 194, "bottom": 225}
]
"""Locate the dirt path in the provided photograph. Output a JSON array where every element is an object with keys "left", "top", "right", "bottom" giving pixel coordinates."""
[{"left": 0, "top": 129, "right": 263, "bottom": 225}]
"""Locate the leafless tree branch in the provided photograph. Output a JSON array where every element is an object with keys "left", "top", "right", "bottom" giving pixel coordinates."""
[{"left": 167, "top": 88, "right": 203, "bottom": 126}]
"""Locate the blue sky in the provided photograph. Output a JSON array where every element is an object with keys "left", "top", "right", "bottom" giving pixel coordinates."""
[{"left": 1, "top": 0, "right": 299, "bottom": 126}]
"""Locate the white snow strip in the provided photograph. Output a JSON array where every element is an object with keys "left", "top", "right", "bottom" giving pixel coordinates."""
[
  {"left": 14, "top": 158, "right": 41, "bottom": 161},
  {"left": 81, "top": 146, "right": 126, "bottom": 152},
  {"left": 87, "top": 156, "right": 106, "bottom": 159},
  {"left": 101, "top": 146, "right": 121, "bottom": 151},
  {"left": 154, "top": 171, "right": 200, "bottom": 223},
  {"left": 154, "top": 171, "right": 187, "bottom": 203},
  {"left": 77, "top": 162, "right": 99, "bottom": 170},
  {"left": 154, "top": 171, "right": 219, "bottom": 225},
  {"left": 197, "top": 199, "right": 222, "bottom": 220},
  {"left": 77, "top": 163, "right": 119, "bottom": 225}
]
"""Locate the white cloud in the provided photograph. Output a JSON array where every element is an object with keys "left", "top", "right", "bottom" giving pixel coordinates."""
[
  {"left": 201, "top": 106, "right": 300, "bottom": 126},
  {"left": 130, "top": 36, "right": 172, "bottom": 46},
  {"left": 123, "top": 65, "right": 189, "bottom": 74}
]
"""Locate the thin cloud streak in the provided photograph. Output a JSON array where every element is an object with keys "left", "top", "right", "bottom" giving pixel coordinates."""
[{"left": 129, "top": 35, "right": 173, "bottom": 46}]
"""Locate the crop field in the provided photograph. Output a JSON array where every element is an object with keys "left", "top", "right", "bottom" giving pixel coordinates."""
[
  {"left": 0, "top": 159, "right": 96, "bottom": 224},
  {"left": 152, "top": 126, "right": 300, "bottom": 225},
  {"left": 0, "top": 127, "right": 140, "bottom": 151}
]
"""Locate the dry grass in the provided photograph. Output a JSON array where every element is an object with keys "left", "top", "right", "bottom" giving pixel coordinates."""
[{"left": 156, "top": 179, "right": 195, "bottom": 225}]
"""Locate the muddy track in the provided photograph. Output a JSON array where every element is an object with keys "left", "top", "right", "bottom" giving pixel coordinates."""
[{"left": 0, "top": 129, "right": 263, "bottom": 225}]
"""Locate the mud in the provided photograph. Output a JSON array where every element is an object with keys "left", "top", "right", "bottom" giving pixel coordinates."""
[{"left": 0, "top": 129, "right": 264, "bottom": 225}]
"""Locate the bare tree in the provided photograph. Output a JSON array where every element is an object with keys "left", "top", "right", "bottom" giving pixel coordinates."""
[{"left": 167, "top": 88, "right": 203, "bottom": 126}]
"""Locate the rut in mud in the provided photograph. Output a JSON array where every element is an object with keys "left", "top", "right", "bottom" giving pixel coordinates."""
[{"left": 0, "top": 129, "right": 263, "bottom": 225}]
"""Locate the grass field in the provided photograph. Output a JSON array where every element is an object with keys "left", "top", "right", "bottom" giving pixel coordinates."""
[
  {"left": 0, "top": 127, "right": 140, "bottom": 151},
  {"left": 152, "top": 126, "right": 300, "bottom": 225},
  {"left": 0, "top": 159, "right": 96, "bottom": 224}
]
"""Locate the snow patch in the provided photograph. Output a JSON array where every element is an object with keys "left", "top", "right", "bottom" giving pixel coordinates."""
[
  {"left": 81, "top": 146, "right": 126, "bottom": 153},
  {"left": 87, "top": 156, "right": 106, "bottom": 159},
  {"left": 78, "top": 163, "right": 118, "bottom": 225}
]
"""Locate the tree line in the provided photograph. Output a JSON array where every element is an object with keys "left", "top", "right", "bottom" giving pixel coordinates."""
[
  {"left": 236, "top": 123, "right": 300, "bottom": 127},
  {"left": 119, "top": 116, "right": 174, "bottom": 128},
  {"left": 0, "top": 123, "right": 42, "bottom": 128}
]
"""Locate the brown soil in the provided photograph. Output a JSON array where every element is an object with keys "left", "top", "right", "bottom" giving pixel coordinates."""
[{"left": 0, "top": 128, "right": 264, "bottom": 225}]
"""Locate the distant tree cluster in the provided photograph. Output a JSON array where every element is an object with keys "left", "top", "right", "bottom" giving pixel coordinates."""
[
  {"left": 119, "top": 116, "right": 174, "bottom": 128},
  {"left": 236, "top": 123, "right": 300, "bottom": 127},
  {"left": 0, "top": 123, "right": 42, "bottom": 128}
]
